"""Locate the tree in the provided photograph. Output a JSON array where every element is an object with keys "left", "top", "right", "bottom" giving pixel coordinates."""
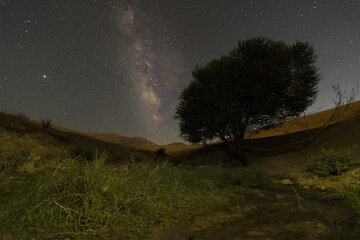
[{"left": 175, "top": 37, "right": 321, "bottom": 151}]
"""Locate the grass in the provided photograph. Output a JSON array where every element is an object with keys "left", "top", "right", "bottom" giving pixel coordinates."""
[
  {"left": 343, "top": 185, "right": 360, "bottom": 215},
  {"left": 0, "top": 128, "right": 65, "bottom": 172},
  {"left": 307, "top": 144, "right": 360, "bottom": 176},
  {"left": 0, "top": 128, "right": 268, "bottom": 240},
  {"left": 305, "top": 143, "right": 360, "bottom": 217}
]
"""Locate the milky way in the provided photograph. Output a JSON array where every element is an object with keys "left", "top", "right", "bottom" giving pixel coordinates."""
[
  {"left": 116, "top": 4, "right": 163, "bottom": 122},
  {"left": 110, "top": 1, "right": 188, "bottom": 140}
]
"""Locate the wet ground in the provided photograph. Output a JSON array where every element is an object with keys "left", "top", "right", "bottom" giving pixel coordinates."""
[{"left": 151, "top": 184, "right": 360, "bottom": 240}]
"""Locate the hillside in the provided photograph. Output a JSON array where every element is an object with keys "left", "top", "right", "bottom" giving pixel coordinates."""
[
  {"left": 1, "top": 100, "right": 359, "bottom": 158},
  {"left": 168, "top": 101, "right": 360, "bottom": 180},
  {"left": 0, "top": 111, "right": 156, "bottom": 163},
  {"left": 247, "top": 100, "right": 360, "bottom": 139},
  {"left": 84, "top": 132, "right": 201, "bottom": 153},
  {"left": 84, "top": 101, "right": 360, "bottom": 153}
]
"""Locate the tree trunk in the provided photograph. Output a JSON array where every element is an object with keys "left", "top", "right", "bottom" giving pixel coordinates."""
[
  {"left": 222, "top": 130, "right": 248, "bottom": 164},
  {"left": 234, "top": 131, "right": 245, "bottom": 150}
]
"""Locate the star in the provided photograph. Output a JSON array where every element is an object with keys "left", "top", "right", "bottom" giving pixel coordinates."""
[{"left": 42, "top": 75, "right": 47, "bottom": 79}]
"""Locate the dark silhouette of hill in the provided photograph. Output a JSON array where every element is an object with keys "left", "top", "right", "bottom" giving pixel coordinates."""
[
  {"left": 85, "top": 132, "right": 160, "bottom": 151},
  {"left": 84, "top": 132, "right": 201, "bottom": 153}
]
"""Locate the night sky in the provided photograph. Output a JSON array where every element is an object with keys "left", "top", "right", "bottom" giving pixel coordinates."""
[{"left": 0, "top": 0, "right": 359, "bottom": 144}]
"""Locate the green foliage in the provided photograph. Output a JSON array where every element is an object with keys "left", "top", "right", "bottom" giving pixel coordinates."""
[
  {"left": 308, "top": 145, "right": 360, "bottom": 176},
  {"left": 342, "top": 185, "right": 360, "bottom": 214},
  {"left": 175, "top": 37, "right": 320, "bottom": 145}
]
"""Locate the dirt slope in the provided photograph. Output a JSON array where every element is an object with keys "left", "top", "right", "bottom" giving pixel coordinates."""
[{"left": 247, "top": 100, "right": 360, "bottom": 139}]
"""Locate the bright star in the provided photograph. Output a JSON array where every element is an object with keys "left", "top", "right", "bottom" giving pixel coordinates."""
[{"left": 43, "top": 74, "right": 47, "bottom": 79}]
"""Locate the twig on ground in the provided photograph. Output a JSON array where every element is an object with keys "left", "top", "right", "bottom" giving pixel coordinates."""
[{"left": 291, "top": 184, "right": 305, "bottom": 208}]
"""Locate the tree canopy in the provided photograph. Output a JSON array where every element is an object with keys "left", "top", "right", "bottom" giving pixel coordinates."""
[{"left": 175, "top": 37, "right": 320, "bottom": 148}]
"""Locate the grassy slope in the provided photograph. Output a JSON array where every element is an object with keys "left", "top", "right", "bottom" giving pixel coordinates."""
[{"left": 0, "top": 111, "right": 157, "bottom": 164}]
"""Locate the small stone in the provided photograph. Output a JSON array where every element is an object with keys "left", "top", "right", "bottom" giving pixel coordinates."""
[
  {"left": 246, "top": 230, "right": 265, "bottom": 236},
  {"left": 276, "top": 194, "right": 285, "bottom": 199},
  {"left": 280, "top": 179, "right": 293, "bottom": 185}
]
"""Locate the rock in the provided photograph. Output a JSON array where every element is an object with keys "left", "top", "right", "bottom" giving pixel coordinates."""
[
  {"left": 276, "top": 194, "right": 286, "bottom": 199},
  {"left": 246, "top": 230, "right": 265, "bottom": 236},
  {"left": 280, "top": 179, "right": 293, "bottom": 185}
]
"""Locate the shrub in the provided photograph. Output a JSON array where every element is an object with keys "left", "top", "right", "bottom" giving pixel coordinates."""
[
  {"left": 41, "top": 118, "right": 52, "bottom": 130},
  {"left": 308, "top": 145, "right": 360, "bottom": 176}
]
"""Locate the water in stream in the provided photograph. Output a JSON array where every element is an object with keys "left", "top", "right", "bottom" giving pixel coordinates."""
[{"left": 152, "top": 185, "right": 360, "bottom": 240}]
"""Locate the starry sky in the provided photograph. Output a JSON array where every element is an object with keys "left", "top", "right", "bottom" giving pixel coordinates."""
[{"left": 0, "top": 0, "right": 359, "bottom": 144}]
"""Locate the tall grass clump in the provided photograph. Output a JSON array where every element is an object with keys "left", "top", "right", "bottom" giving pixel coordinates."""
[
  {"left": 307, "top": 145, "right": 360, "bottom": 176},
  {"left": 342, "top": 185, "right": 360, "bottom": 214},
  {"left": 41, "top": 118, "right": 52, "bottom": 131}
]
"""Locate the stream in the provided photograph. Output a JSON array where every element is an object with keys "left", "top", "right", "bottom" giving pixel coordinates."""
[{"left": 152, "top": 184, "right": 360, "bottom": 240}]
